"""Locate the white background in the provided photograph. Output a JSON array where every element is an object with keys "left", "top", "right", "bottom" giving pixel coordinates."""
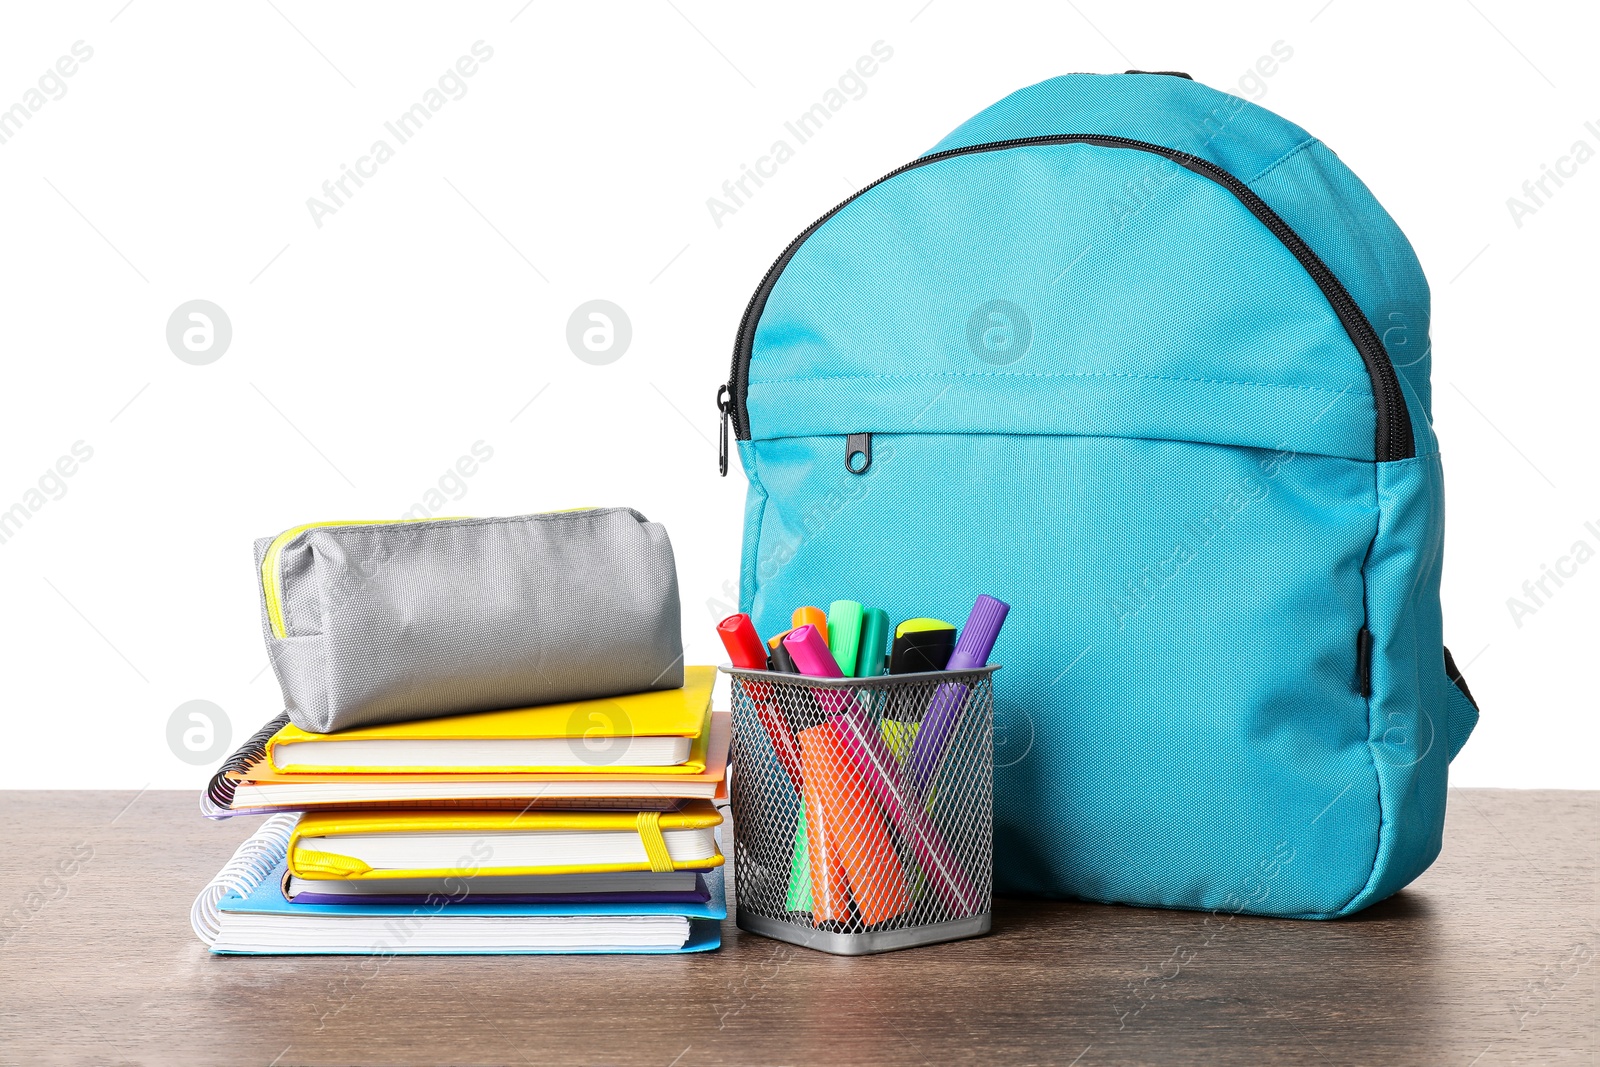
[{"left": 0, "top": 1, "right": 1593, "bottom": 789}]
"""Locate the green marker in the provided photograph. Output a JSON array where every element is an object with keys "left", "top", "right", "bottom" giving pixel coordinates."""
[
  {"left": 786, "top": 807, "right": 813, "bottom": 912},
  {"left": 855, "top": 607, "right": 891, "bottom": 677},
  {"left": 827, "top": 600, "right": 865, "bottom": 678}
]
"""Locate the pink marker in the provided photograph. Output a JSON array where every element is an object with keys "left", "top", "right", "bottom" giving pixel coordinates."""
[
  {"left": 782, "top": 625, "right": 851, "bottom": 717},
  {"left": 783, "top": 624, "right": 843, "bottom": 678}
]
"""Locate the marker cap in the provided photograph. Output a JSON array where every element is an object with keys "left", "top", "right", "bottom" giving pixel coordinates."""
[
  {"left": 717, "top": 613, "right": 769, "bottom": 671},
  {"left": 827, "top": 600, "right": 864, "bottom": 679},
  {"left": 855, "top": 607, "right": 890, "bottom": 678},
  {"left": 791, "top": 606, "right": 828, "bottom": 644},
  {"left": 783, "top": 624, "right": 844, "bottom": 678},
  {"left": 946, "top": 595, "right": 1010, "bottom": 672},
  {"left": 889, "top": 624, "right": 955, "bottom": 675}
]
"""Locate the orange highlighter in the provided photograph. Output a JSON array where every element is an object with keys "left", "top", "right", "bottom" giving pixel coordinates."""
[
  {"left": 791, "top": 606, "right": 828, "bottom": 645},
  {"left": 786, "top": 625, "right": 912, "bottom": 926}
]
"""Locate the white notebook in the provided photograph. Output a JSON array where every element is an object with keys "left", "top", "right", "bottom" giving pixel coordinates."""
[
  {"left": 211, "top": 914, "right": 694, "bottom": 954},
  {"left": 232, "top": 777, "right": 715, "bottom": 808},
  {"left": 272, "top": 734, "right": 692, "bottom": 771}
]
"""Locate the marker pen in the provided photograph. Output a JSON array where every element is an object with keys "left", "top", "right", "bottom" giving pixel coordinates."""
[
  {"left": 827, "top": 600, "right": 864, "bottom": 678},
  {"left": 889, "top": 618, "right": 956, "bottom": 675},
  {"left": 776, "top": 625, "right": 977, "bottom": 914},
  {"left": 716, "top": 613, "right": 769, "bottom": 671},
  {"left": 906, "top": 595, "right": 1010, "bottom": 798},
  {"left": 855, "top": 607, "right": 890, "bottom": 678},
  {"left": 791, "top": 606, "right": 828, "bottom": 645},
  {"left": 767, "top": 629, "right": 799, "bottom": 674},
  {"left": 947, "top": 595, "right": 1010, "bottom": 672},
  {"left": 783, "top": 624, "right": 843, "bottom": 678}
]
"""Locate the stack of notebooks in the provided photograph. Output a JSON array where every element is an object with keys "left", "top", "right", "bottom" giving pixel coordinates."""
[{"left": 191, "top": 667, "right": 729, "bottom": 955}]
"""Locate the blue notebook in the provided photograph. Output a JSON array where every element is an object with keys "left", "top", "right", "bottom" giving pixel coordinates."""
[{"left": 191, "top": 815, "right": 725, "bottom": 955}]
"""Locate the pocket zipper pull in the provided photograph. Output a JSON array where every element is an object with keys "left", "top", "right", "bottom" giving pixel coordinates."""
[
  {"left": 846, "top": 433, "right": 872, "bottom": 474},
  {"left": 717, "top": 385, "right": 732, "bottom": 477}
]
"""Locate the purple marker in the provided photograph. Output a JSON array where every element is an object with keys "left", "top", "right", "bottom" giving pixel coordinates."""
[{"left": 905, "top": 595, "right": 1010, "bottom": 799}]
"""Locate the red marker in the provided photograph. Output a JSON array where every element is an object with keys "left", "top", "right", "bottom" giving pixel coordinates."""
[
  {"left": 758, "top": 704, "right": 804, "bottom": 790},
  {"left": 717, "top": 613, "right": 769, "bottom": 670},
  {"left": 719, "top": 615, "right": 804, "bottom": 793}
]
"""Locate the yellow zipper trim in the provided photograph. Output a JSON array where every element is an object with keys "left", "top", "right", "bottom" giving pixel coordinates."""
[
  {"left": 261, "top": 508, "right": 599, "bottom": 640},
  {"left": 261, "top": 517, "right": 464, "bottom": 639}
]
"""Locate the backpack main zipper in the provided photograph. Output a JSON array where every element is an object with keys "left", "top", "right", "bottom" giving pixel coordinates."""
[{"left": 718, "top": 134, "right": 1414, "bottom": 470}]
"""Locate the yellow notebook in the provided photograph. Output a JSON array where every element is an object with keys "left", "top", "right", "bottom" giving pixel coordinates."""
[
  {"left": 288, "top": 801, "right": 726, "bottom": 880},
  {"left": 268, "top": 667, "right": 714, "bottom": 774}
]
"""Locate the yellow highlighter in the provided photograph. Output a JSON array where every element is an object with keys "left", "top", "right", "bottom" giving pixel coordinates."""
[
  {"left": 889, "top": 618, "right": 957, "bottom": 674},
  {"left": 881, "top": 617, "right": 957, "bottom": 764}
]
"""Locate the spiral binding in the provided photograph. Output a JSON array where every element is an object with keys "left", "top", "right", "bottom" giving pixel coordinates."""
[
  {"left": 190, "top": 812, "right": 298, "bottom": 946},
  {"left": 201, "top": 711, "right": 290, "bottom": 817}
]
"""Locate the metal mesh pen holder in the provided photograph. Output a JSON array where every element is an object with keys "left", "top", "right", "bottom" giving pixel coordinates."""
[{"left": 724, "top": 665, "right": 996, "bottom": 955}]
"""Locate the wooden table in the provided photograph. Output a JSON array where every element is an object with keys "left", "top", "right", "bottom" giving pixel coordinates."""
[{"left": 0, "top": 789, "right": 1593, "bottom": 1066}]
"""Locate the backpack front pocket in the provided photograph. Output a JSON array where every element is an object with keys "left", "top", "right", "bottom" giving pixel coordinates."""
[{"left": 741, "top": 428, "right": 1387, "bottom": 917}]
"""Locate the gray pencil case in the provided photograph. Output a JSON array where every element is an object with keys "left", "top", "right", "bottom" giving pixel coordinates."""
[{"left": 253, "top": 508, "right": 683, "bottom": 733}]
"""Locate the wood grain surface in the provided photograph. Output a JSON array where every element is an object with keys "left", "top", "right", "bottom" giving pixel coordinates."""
[{"left": 0, "top": 788, "right": 1593, "bottom": 1066}]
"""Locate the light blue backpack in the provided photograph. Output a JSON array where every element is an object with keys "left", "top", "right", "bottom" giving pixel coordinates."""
[{"left": 719, "top": 73, "right": 1481, "bottom": 919}]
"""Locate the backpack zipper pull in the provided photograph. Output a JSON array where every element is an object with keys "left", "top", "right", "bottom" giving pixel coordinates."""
[
  {"left": 846, "top": 433, "right": 872, "bottom": 474},
  {"left": 716, "top": 384, "right": 732, "bottom": 477}
]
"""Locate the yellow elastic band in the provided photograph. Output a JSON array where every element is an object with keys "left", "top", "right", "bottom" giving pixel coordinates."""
[
  {"left": 292, "top": 849, "right": 374, "bottom": 878},
  {"left": 636, "top": 811, "right": 674, "bottom": 872}
]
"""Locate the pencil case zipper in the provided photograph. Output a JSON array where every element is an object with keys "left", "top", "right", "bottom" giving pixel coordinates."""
[
  {"left": 260, "top": 507, "right": 611, "bottom": 640},
  {"left": 259, "top": 517, "right": 465, "bottom": 640}
]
